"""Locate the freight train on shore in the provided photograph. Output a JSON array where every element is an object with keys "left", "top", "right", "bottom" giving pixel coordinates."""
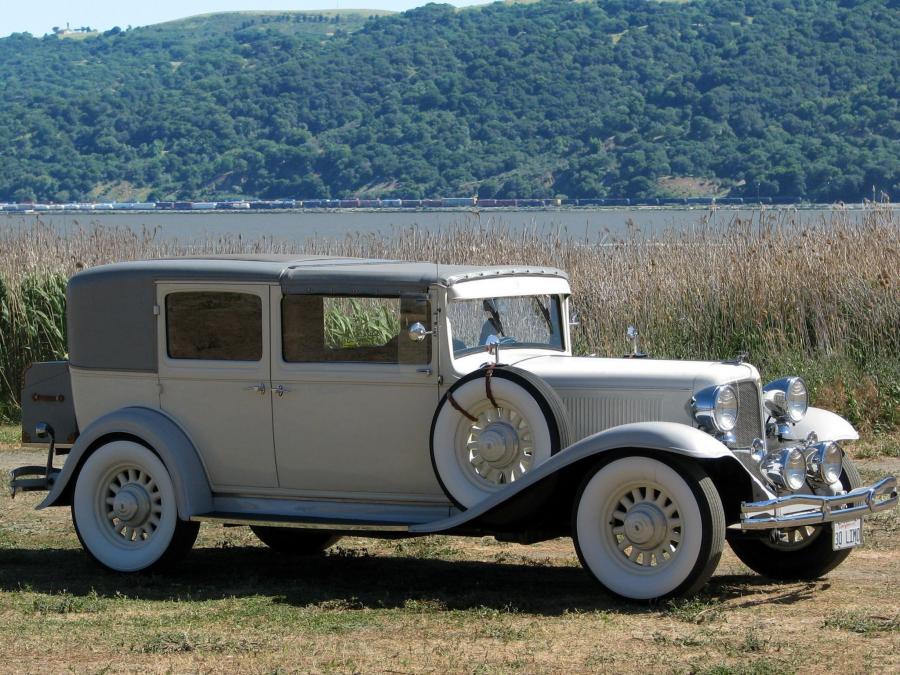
[{"left": 1, "top": 196, "right": 790, "bottom": 213}]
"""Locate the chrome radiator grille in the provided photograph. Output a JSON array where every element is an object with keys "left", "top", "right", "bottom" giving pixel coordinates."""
[{"left": 734, "top": 381, "right": 764, "bottom": 447}]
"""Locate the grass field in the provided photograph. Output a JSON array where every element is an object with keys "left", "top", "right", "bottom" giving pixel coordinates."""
[{"left": 0, "top": 429, "right": 897, "bottom": 674}]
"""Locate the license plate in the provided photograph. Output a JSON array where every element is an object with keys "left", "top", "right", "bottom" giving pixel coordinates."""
[{"left": 833, "top": 519, "right": 863, "bottom": 550}]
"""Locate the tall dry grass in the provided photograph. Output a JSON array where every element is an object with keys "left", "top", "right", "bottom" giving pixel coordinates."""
[{"left": 1, "top": 206, "right": 898, "bottom": 429}]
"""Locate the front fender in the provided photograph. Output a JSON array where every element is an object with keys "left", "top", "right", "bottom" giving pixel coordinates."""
[
  {"left": 37, "top": 406, "right": 213, "bottom": 519},
  {"left": 413, "top": 421, "right": 765, "bottom": 534},
  {"left": 780, "top": 406, "right": 859, "bottom": 443}
]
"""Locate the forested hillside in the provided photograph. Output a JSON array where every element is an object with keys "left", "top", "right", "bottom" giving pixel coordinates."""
[{"left": 1, "top": 0, "right": 897, "bottom": 202}]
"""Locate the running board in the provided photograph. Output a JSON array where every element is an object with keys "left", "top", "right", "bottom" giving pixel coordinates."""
[{"left": 190, "top": 512, "right": 412, "bottom": 532}]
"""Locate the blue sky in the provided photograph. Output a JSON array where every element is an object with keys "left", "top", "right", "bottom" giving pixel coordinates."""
[{"left": 1, "top": 1, "right": 491, "bottom": 37}]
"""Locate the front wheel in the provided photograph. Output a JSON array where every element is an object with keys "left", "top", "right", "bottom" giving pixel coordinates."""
[
  {"left": 573, "top": 455, "right": 725, "bottom": 601},
  {"left": 72, "top": 440, "right": 199, "bottom": 572},
  {"left": 727, "top": 457, "right": 861, "bottom": 580}
]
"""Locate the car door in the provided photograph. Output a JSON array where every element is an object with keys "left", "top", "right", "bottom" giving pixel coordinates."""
[
  {"left": 157, "top": 282, "right": 277, "bottom": 491},
  {"left": 270, "top": 288, "right": 444, "bottom": 501}
]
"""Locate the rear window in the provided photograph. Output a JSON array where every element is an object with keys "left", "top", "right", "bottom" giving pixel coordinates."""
[{"left": 166, "top": 292, "right": 262, "bottom": 361}]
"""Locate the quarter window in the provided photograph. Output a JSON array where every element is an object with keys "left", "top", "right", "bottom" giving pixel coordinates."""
[
  {"left": 282, "top": 295, "right": 430, "bottom": 364},
  {"left": 166, "top": 292, "right": 262, "bottom": 361}
]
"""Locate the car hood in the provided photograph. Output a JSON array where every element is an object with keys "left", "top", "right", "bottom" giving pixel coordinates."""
[{"left": 508, "top": 354, "right": 759, "bottom": 392}]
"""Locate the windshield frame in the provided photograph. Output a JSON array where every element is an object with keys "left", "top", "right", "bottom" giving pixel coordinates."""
[{"left": 446, "top": 293, "right": 567, "bottom": 358}]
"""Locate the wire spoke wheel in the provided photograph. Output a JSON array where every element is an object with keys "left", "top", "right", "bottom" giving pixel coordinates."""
[
  {"left": 573, "top": 455, "right": 724, "bottom": 601},
  {"left": 727, "top": 456, "right": 862, "bottom": 581},
  {"left": 762, "top": 525, "right": 821, "bottom": 551},
  {"left": 100, "top": 465, "right": 164, "bottom": 545},
  {"left": 606, "top": 483, "right": 683, "bottom": 571},
  {"left": 431, "top": 367, "right": 570, "bottom": 509},
  {"left": 250, "top": 526, "right": 340, "bottom": 554},
  {"left": 461, "top": 401, "right": 535, "bottom": 487},
  {"left": 73, "top": 440, "right": 199, "bottom": 572}
]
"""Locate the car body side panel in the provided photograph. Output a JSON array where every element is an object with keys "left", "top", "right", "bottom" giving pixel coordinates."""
[
  {"left": 411, "top": 421, "right": 771, "bottom": 534},
  {"left": 780, "top": 406, "right": 859, "bottom": 442},
  {"left": 69, "top": 366, "right": 160, "bottom": 434},
  {"left": 37, "top": 406, "right": 213, "bottom": 519}
]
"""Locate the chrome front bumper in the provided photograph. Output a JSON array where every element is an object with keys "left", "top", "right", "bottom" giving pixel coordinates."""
[{"left": 740, "top": 476, "right": 897, "bottom": 530}]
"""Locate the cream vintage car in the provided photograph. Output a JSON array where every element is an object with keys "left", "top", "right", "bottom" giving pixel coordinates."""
[{"left": 11, "top": 255, "right": 897, "bottom": 601}]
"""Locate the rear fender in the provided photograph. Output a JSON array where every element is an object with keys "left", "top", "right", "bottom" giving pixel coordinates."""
[
  {"left": 37, "top": 406, "right": 212, "bottom": 519},
  {"left": 413, "top": 421, "right": 769, "bottom": 534}
]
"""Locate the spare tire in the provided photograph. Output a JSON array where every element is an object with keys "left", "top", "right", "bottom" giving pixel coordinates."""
[{"left": 430, "top": 366, "right": 572, "bottom": 508}]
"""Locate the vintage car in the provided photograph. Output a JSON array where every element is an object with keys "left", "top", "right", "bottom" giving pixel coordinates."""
[{"left": 10, "top": 255, "right": 897, "bottom": 601}]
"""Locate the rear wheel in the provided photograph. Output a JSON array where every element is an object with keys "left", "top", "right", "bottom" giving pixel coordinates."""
[
  {"left": 250, "top": 526, "right": 340, "bottom": 554},
  {"left": 573, "top": 455, "right": 725, "bottom": 601},
  {"left": 727, "top": 456, "right": 861, "bottom": 580},
  {"left": 72, "top": 440, "right": 199, "bottom": 572}
]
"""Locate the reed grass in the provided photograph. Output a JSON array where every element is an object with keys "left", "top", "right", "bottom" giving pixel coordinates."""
[{"left": 0, "top": 206, "right": 897, "bottom": 430}]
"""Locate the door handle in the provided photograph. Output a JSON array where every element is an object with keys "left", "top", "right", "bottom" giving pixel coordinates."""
[
  {"left": 244, "top": 383, "right": 266, "bottom": 395},
  {"left": 274, "top": 384, "right": 291, "bottom": 397},
  {"left": 416, "top": 368, "right": 433, "bottom": 376}
]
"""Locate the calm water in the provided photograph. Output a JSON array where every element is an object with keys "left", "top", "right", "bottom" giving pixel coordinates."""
[{"left": 0, "top": 205, "right": 888, "bottom": 243}]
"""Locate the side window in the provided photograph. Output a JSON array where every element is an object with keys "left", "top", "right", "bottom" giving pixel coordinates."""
[
  {"left": 282, "top": 294, "right": 431, "bottom": 364},
  {"left": 166, "top": 291, "right": 262, "bottom": 361}
]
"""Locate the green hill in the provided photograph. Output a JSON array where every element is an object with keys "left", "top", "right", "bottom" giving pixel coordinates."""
[{"left": 0, "top": 0, "right": 897, "bottom": 202}]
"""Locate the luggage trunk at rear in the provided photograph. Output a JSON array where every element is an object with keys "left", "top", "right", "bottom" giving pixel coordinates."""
[{"left": 20, "top": 361, "right": 78, "bottom": 447}]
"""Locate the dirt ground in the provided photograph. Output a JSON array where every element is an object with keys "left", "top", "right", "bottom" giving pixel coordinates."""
[{"left": 0, "top": 444, "right": 897, "bottom": 674}]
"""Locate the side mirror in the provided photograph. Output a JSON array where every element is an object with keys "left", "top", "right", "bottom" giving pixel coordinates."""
[
  {"left": 569, "top": 308, "right": 581, "bottom": 328},
  {"left": 569, "top": 300, "right": 581, "bottom": 328},
  {"left": 625, "top": 325, "right": 647, "bottom": 358},
  {"left": 35, "top": 422, "right": 54, "bottom": 440},
  {"left": 408, "top": 322, "right": 433, "bottom": 342}
]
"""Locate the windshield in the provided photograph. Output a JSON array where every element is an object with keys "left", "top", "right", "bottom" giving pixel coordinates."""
[{"left": 447, "top": 295, "right": 564, "bottom": 355}]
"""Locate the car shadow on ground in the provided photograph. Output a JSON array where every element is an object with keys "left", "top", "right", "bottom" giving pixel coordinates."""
[{"left": 0, "top": 545, "right": 814, "bottom": 615}]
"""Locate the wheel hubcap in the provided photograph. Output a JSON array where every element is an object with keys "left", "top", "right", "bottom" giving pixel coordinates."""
[
  {"left": 623, "top": 503, "right": 668, "bottom": 548},
  {"left": 476, "top": 422, "right": 520, "bottom": 464},
  {"left": 102, "top": 467, "right": 163, "bottom": 543},
  {"left": 608, "top": 485, "right": 682, "bottom": 568},
  {"left": 463, "top": 405, "right": 534, "bottom": 486},
  {"left": 112, "top": 485, "right": 150, "bottom": 524}
]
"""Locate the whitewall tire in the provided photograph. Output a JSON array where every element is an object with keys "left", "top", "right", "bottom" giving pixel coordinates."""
[
  {"left": 431, "top": 368, "right": 570, "bottom": 509},
  {"left": 72, "top": 440, "right": 199, "bottom": 572},
  {"left": 573, "top": 455, "right": 725, "bottom": 601}
]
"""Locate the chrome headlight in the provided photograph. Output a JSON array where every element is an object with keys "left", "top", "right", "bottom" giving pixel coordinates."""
[
  {"left": 806, "top": 441, "right": 844, "bottom": 484},
  {"left": 762, "top": 447, "right": 807, "bottom": 490},
  {"left": 693, "top": 384, "right": 739, "bottom": 434},
  {"left": 763, "top": 376, "right": 808, "bottom": 423}
]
